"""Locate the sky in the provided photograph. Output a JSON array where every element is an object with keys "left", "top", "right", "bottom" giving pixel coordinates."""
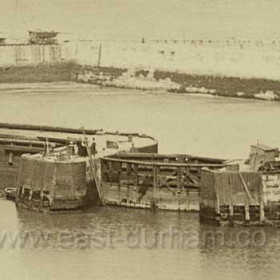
[{"left": 1, "top": 0, "right": 280, "bottom": 40}]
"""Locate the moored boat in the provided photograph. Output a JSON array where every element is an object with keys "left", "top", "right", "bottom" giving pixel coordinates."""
[
  {"left": 16, "top": 152, "right": 91, "bottom": 212},
  {"left": 0, "top": 122, "right": 158, "bottom": 196}
]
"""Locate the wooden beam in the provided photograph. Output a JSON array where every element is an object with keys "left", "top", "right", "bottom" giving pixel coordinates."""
[
  {"left": 0, "top": 122, "right": 102, "bottom": 135},
  {"left": 114, "top": 152, "right": 226, "bottom": 163},
  {"left": 153, "top": 165, "right": 159, "bottom": 208},
  {"left": 3, "top": 145, "right": 43, "bottom": 153},
  {"left": 103, "top": 157, "right": 228, "bottom": 168}
]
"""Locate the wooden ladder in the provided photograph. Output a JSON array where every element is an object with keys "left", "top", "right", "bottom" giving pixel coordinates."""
[{"left": 82, "top": 129, "right": 104, "bottom": 206}]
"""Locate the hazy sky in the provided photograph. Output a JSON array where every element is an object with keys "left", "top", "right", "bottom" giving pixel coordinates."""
[{"left": 1, "top": 0, "right": 280, "bottom": 40}]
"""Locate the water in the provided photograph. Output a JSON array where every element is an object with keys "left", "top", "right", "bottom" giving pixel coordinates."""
[{"left": 1, "top": 88, "right": 280, "bottom": 280}]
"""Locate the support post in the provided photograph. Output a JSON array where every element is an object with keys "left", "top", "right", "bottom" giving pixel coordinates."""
[
  {"left": 177, "top": 167, "right": 183, "bottom": 191},
  {"left": 245, "top": 205, "right": 250, "bottom": 221},
  {"left": 185, "top": 166, "right": 190, "bottom": 185},
  {"left": 118, "top": 162, "right": 122, "bottom": 204},
  {"left": 229, "top": 205, "right": 233, "bottom": 217},
  {"left": 153, "top": 165, "right": 158, "bottom": 209},
  {"left": 126, "top": 163, "right": 131, "bottom": 203},
  {"left": 134, "top": 164, "right": 139, "bottom": 186},
  {"left": 8, "top": 152, "right": 13, "bottom": 165}
]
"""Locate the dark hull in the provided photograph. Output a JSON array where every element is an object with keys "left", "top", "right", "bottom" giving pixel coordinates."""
[
  {"left": 0, "top": 123, "right": 158, "bottom": 192},
  {"left": 0, "top": 123, "right": 158, "bottom": 212}
]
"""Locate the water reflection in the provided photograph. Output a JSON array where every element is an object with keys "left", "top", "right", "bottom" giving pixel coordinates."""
[
  {"left": 0, "top": 199, "right": 277, "bottom": 279},
  {"left": 1, "top": 89, "right": 280, "bottom": 279},
  {"left": 8, "top": 203, "right": 280, "bottom": 279}
]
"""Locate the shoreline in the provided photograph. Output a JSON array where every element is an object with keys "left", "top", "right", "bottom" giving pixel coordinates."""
[
  {"left": 0, "top": 80, "right": 278, "bottom": 103},
  {"left": 76, "top": 66, "right": 280, "bottom": 101},
  {"left": 1, "top": 63, "right": 280, "bottom": 101}
]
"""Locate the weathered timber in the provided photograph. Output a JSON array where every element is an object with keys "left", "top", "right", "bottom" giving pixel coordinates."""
[
  {"left": 200, "top": 169, "right": 268, "bottom": 226},
  {"left": 111, "top": 152, "right": 226, "bottom": 164},
  {"left": 100, "top": 155, "right": 228, "bottom": 211},
  {"left": 3, "top": 145, "right": 44, "bottom": 153},
  {"left": 0, "top": 122, "right": 102, "bottom": 135}
]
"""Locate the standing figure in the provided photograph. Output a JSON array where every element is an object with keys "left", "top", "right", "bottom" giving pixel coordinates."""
[
  {"left": 77, "top": 139, "right": 87, "bottom": 157},
  {"left": 80, "top": 139, "right": 88, "bottom": 157},
  {"left": 91, "top": 138, "right": 97, "bottom": 156}
]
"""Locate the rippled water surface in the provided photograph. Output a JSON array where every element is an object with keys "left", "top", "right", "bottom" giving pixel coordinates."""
[{"left": 1, "top": 88, "right": 280, "bottom": 280}]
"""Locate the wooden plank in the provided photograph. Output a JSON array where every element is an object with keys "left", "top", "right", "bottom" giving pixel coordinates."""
[
  {"left": 153, "top": 165, "right": 159, "bottom": 208},
  {"left": 0, "top": 134, "right": 38, "bottom": 140},
  {"left": 113, "top": 152, "right": 226, "bottom": 163},
  {"left": 0, "top": 137, "right": 48, "bottom": 146},
  {"left": 103, "top": 157, "right": 228, "bottom": 168},
  {"left": 0, "top": 122, "right": 102, "bottom": 135},
  {"left": 239, "top": 172, "right": 254, "bottom": 203},
  {"left": 3, "top": 145, "right": 43, "bottom": 153}
]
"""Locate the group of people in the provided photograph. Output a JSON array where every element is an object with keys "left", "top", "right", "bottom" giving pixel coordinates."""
[{"left": 67, "top": 137, "right": 97, "bottom": 157}]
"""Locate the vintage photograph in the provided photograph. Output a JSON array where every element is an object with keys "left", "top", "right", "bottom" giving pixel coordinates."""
[{"left": 1, "top": 1, "right": 280, "bottom": 279}]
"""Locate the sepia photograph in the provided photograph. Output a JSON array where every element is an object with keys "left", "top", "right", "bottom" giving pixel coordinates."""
[{"left": 1, "top": 1, "right": 280, "bottom": 279}]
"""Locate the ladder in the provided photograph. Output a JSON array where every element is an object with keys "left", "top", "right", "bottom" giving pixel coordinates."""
[{"left": 82, "top": 129, "right": 104, "bottom": 205}]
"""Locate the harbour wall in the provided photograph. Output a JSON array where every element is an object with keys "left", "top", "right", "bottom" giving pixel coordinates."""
[
  {"left": 0, "top": 43, "right": 75, "bottom": 66},
  {"left": 2, "top": 40, "right": 280, "bottom": 100},
  {"left": 76, "top": 40, "right": 280, "bottom": 81},
  {"left": 2, "top": 40, "right": 280, "bottom": 80}
]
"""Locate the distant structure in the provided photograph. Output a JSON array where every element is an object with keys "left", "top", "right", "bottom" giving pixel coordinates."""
[
  {"left": 0, "top": 31, "right": 5, "bottom": 45},
  {"left": 28, "top": 30, "right": 58, "bottom": 45},
  {"left": 0, "top": 37, "right": 5, "bottom": 45},
  {"left": 249, "top": 143, "right": 279, "bottom": 171}
]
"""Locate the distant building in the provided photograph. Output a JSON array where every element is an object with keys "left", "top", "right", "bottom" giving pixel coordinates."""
[
  {"left": 28, "top": 30, "right": 58, "bottom": 45},
  {"left": 0, "top": 37, "right": 6, "bottom": 45}
]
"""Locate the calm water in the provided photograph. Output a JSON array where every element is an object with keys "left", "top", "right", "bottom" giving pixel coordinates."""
[{"left": 1, "top": 88, "right": 280, "bottom": 280}]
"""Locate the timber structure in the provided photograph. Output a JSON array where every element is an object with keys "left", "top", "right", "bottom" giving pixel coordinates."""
[
  {"left": 0, "top": 122, "right": 157, "bottom": 211},
  {"left": 99, "top": 153, "right": 228, "bottom": 211},
  {"left": 200, "top": 143, "right": 280, "bottom": 226}
]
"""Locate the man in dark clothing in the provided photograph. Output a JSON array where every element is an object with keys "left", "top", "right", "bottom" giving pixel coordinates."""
[
  {"left": 91, "top": 138, "right": 97, "bottom": 156},
  {"left": 77, "top": 140, "right": 87, "bottom": 157}
]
